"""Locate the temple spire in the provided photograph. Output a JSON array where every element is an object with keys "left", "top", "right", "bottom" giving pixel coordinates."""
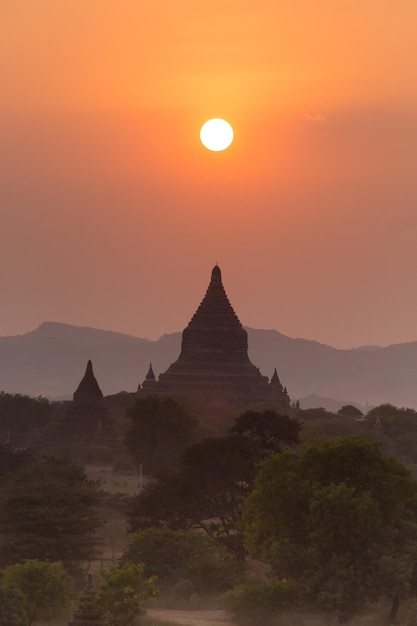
[
  {"left": 270, "top": 368, "right": 284, "bottom": 392},
  {"left": 141, "top": 362, "right": 158, "bottom": 391},
  {"left": 73, "top": 360, "right": 103, "bottom": 404},
  {"left": 146, "top": 363, "right": 156, "bottom": 381},
  {"left": 186, "top": 265, "right": 243, "bottom": 330}
]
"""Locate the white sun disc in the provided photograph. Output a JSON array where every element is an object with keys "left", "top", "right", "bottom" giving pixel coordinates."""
[{"left": 200, "top": 118, "right": 234, "bottom": 152}]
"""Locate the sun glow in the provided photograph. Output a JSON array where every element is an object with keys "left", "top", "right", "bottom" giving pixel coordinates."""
[{"left": 200, "top": 119, "right": 234, "bottom": 152}]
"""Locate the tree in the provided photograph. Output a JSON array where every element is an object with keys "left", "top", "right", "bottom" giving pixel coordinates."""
[
  {"left": 128, "top": 414, "right": 301, "bottom": 561},
  {"left": 128, "top": 472, "right": 192, "bottom": 532},
  {"left": 123, "top": 526, "right": 212, "bottom": 583},
  {"left": 299, "top": 409, "right": 367, "bottom": 443},
  {"left": 97, "top": 563, "right": 157, "bottom": 626},
  {"left": 364, "top": 404, "right": 417, "bottom": 463},
  {"left": 0, "top": 583, "right": 28, "bottom": 626},
  {"left": 366, "top": 403, "right": 417, "bottom": 439},
  {"left": 122, "top": 526, "right": 239, "bottom": 594},
  {"left": 0, "top": 392, "right": 52, "bottom": 442},
  {"left": 124, "top": 395, "right": 198, "bottom": 476},
  {"left": 129, "top": 435, "right": 257, "bottom": 558},
  {"left": 244, "top": 437, "right": 417, "bottom": 623},
  {"left": 0, "top": 456, "right": 102, "bottom": 572},
  {"left": 224, "top": 580, "right": 297, "bottom": 626},
  {"left": 337, "top": 405, "right": 364, "bottom": 418},
  {"left": 0, "top": 444, "right": 34, "bottom": 477},
  {"left": 230, "top": 410, "right": 301, "bottom": 454},
  {"left": 180, "top": 435, "right": 257, "bottom": 551},
  {"left": 129, "top": 416, "right": 301, "bottom": 561},
  {"left": 1, "top": 560, "right": 71, "bottom": 625}
]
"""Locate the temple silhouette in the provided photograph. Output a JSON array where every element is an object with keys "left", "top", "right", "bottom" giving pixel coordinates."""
[
  {"left": 139, "top": 265, "right": 290, "bottom": 422},
  {"left": 56, "top": 360, "right": 116, "bottom": 444},
  {"left": 61, "top": 265, "right": 291, "bottom": 440}
]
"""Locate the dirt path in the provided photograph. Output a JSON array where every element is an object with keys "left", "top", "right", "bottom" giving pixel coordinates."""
[{"left": 147, "top": 608, "right": 235, "bottom": 626}]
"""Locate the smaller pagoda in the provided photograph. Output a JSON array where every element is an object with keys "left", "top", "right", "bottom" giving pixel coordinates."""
[
  {"left": 57, "top": 360, "right": 116, "bottom": 443},
  {"left": 141, "top": 363, "right": 157, "bottom": 392}
]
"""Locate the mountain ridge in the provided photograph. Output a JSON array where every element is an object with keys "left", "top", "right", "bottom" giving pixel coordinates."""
[{"left": 1, "top": 321, "right": 417, "bottom": 410}]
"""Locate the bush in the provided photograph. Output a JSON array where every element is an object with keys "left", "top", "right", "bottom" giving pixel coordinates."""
[
  {"left": 0, "top": 583, "right": 29, "bottom": 626},
  {"left": 97, "top": 563, "right": 157, "bottom": 626},
  {"left": 0, "top": 560, "right": 71, "bottom": 625},
  {"left": 123, "top": 526, "right": 241, "bottom": 593},
  {"left": 224, "top": 580, "right": 298, "bottom": 626}
]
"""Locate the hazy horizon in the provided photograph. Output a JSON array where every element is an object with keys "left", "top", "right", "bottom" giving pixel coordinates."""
[
  {"left": 2, "top": 2, "right": 417, "bottom": 350},
  {"left": 0, "top": 317, "right": 410, "bottom": 352}
]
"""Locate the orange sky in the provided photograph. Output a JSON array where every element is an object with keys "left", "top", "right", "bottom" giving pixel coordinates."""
[{"left": 1, "top": 1, "right": 417, "bottom": 348}]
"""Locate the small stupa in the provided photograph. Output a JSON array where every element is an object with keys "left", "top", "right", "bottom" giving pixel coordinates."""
[
  {"left": 57, "top": 360, "right": 116, "bottom": 443},
  {"left": 141, "top": 363, "right": 157, "bottom": 392},
  {"left": 138, "top": 265, "right": 290, "bottom": 423}
]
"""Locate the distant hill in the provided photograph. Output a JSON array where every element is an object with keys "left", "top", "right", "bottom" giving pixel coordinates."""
[{"left": 1, "top": 321, "right": 417, "bottom": 410}]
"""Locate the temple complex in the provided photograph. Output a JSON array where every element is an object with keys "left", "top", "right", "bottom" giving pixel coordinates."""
[
  {"left": 139, "top": 265, "right": 290, "bottom": 425},
  {"left": 56, "top": 360, "right": 116, "bottom": 444}
]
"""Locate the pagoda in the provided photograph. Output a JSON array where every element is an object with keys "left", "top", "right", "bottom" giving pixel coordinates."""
[
  {"left": 139, "top": 265, "right": 290, "bottom": 424},
  {"left": 57, "top": 360, "right": 116, "bottom": 443}
]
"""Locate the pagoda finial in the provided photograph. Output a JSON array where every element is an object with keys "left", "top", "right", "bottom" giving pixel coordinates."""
[
  {"left": 211, "top": 265, "right": 222, "bottom": 281},
  {"left": 146, "top": 363, "right": 156, "bottom": 381}
]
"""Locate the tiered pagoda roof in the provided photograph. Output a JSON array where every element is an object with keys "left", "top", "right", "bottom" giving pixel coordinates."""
[{"left": 139, "top": 266, "right": 290, "bottom": 423}]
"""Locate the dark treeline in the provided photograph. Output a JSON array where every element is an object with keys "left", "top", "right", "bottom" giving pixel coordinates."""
[{"left": 2, "top": 393, "right": 417, "bottom": 624}]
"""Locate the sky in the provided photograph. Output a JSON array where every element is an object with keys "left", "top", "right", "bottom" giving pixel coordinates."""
[{"left": 1, "top": 1, "right": 417, "bottom": 349}]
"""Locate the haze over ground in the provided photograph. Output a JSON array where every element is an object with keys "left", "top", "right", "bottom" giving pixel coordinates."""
[{"left": 1, "top": 2, "right": 417, "bottom": 349}]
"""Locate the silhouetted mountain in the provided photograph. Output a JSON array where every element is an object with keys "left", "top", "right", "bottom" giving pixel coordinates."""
[{"left": 1, "top": 321, "right": 417, "bottom": 409}]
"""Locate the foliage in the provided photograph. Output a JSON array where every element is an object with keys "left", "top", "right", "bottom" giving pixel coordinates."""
[
  {"left": 77, "top": 587, "right": 101, "bottom": 614},
  {"left": 125, "top": 395, "right": 198, "bottom": 476},
  {"left": 122, "top": 526, "right": 240, "bottom": 594},
  {"left": 337, "top": 404, "right": 364, "bottom": 418},
  {"left": 97, "top": 563, "right": 157, "bottom": 626},
  {"left": 129, "top": 434, "right": 257, "bottom": 559},
  {"left": 129, "top": 412, "right": 302, "bottom": 560},
  {"left": 0, "top": 392, "right": 51, "bottom": 435},
  {"left": 224, "top": 580, "right": 298, "bottom": 626},
  {"left": 397, "top": 433, "right": 417, "bottom": 464},
  {"left": 0, "top": 582, "right": 29, "bottom": 626},
  {"left": 298, "top": 407, "right": 336, "bottom": 421},
  {"left": 244, "top": 437, "right": 417, "bottom": 622},
  {"left": 366, "top": 403, "right": 417, "bottom": 439},
  {"left": 0, "top": 456, "right": 102, "bottom": 572},
  {"left": 128, "top": 473, "right": 188, "bottom": 531},
  {"left": 230, "top": 409, "right": 301, "bottom": 454},
  {"left": 0, "top": 444, "right": 34, "bottom": 477},
  {"left": 298, "top": 403, "right": 417, "bottom": 461},
  {"left": 179, "top": 435, "right": 256, "bottom": 545},
  {"left": 299, "top": 411, "right": 368, "bottom": 444},
  {"left": 362, "top": 404, "right": 417, "bottom": 462},
  {"left": 1, "top": 560, "right": 71, "bottom": 625}
]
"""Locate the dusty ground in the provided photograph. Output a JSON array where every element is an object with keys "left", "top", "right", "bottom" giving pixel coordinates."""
[
  {"left": 148, "top": 608, "right": 235, "bottom": 626},
  {"left": 147, "top": 608, "right": 386, "bottom": 626}
]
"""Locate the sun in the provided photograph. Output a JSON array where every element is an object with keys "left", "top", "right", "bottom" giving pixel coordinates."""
[{"left": 200, "top": 118, "right": 234, "bottom": 152}]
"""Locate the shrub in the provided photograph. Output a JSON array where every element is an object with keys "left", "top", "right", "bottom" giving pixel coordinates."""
[
  {"left": 224, "top": 580, "right": 297, "bottom": 626},
  {"left": 123, "top": 526, "right": 241, "bottom": 593},
  {"left": 1, "top": 560, "right": 71, "bottom": 625}
]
